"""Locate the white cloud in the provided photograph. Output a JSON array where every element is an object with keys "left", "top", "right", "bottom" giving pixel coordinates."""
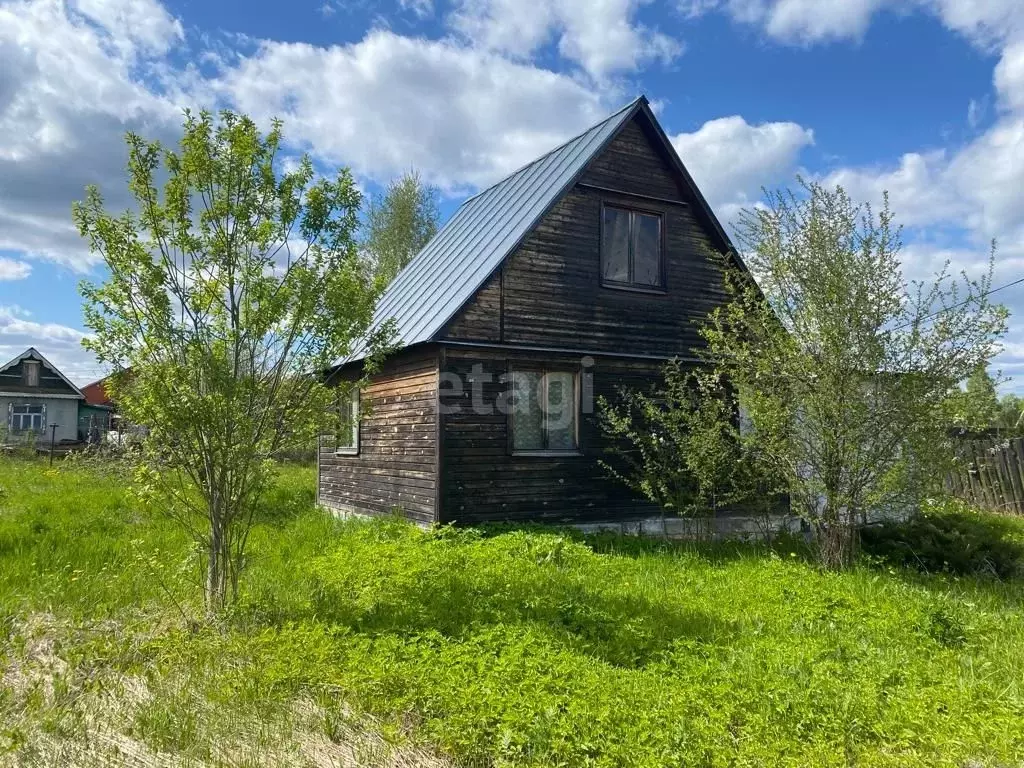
[
  {"left": 0, "top": 258, "right": 32, "bottom": 281},
  {"left": 0, "top": 0, "right": 647, "bottom": 271},
  {"left": 946, "top": 118, "right": 1024, "bottom": 241},
  {"left": 214, "top": 30, "right": 615, "bottom": 190},
  {"left": 967, "top": 97, "right": 985, "bottom": 128},
  {"left": 670, "top": 115, "right": 814, "bottom": 223},
  {"left": 818, "top": 115, "right": 1024, "bottom": 246},
  {"left": 686, "top": 0, "right": 1024, "bottom": 47},
  {"left": 449, "top": 0, "right": 682, "bottom": 80},
  {"left": 681, "top": 0, "right": 888, "bottom": 43},
  {"left": 823, "top": 151, "right": 964, "bottom": 228},
  {"left": 0, "top": 305, "right": 102, "bottom": 385},
  {"left": 72, "top": 0, "right": 183, "bottom": 55},
  {"left": 762, "top": 0, "right": 889, "bottom": 43},
  {"left": 0, "top": 0, "right": 186, "bottom": 271},
  {"left": 399, "top": 0, "right": 433, "bottom": 19},
  {"left": 995, "top": 40, "right": 1024, "bottom": 112}
]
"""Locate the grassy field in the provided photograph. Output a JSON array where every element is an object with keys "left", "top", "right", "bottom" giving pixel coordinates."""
[{"left": 1, "top": 457, "right": 1024, "bottom": 767}]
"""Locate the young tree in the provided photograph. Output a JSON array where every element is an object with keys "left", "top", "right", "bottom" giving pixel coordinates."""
[
  {"left": 944, "top": 364, "right": 1000, "bottom": 432},
  {"left": 996, "top": 393, "right": 1024, "bottom": 435},
  {"left": 74, "top": 111, "right": 392, "bottom": 614},
  {"left": 599, "top": 361, "right": 781, "bottom": 528},
  {"left": 950, "top": 364, "right": 999, "bottom": 430},
  {"left": 697, "top": 181, "right": 1007, "bottom": 567},
  {"left": 363, "top": 171, "right": 440, "bottom": 286}
]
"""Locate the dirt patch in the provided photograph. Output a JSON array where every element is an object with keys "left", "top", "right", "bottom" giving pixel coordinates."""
[{"left": 0, "top": 614, "right": 449, "bottom": 768}]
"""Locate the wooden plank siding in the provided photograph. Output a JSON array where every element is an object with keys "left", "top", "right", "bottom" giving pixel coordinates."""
[
  {"left": 439, "top": 115, "right": 730, "bottom": 359},
  {"left": 319, "top": 348, "right": 440, "bottom": 525},
  {"left": 443, "top": 271, "right": 502, "bottom": 342},
  {"left": 323, "top": 111, "right": 737, "bottom": 527},
  {"left": 0, "top": 356, "right": 81, "bottom": 397},
  {"left": 580, "top": 118, "right": 687, "bottom": 201},
  {"left": 438, "top": 346, "right": 665, "bottom": 525}
]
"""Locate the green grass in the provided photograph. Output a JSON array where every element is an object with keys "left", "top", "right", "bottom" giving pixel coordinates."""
[{"left": 2, "top": 457, "right": 1024, "bottom": 766}]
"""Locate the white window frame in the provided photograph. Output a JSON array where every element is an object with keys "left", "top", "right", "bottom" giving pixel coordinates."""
[
  {"left": 9, "top": 403, "right": 46, "bottom": 433},
  {"left": 508, "top": 366, "right": 581, "bottom": 456},
  {"left": 335, "top": 386, "right": 360, "bottom": 456}
]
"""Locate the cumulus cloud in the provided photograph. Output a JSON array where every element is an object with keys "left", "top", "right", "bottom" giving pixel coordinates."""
[
  {"left": 449, "top": 0, "right": 682, "bottom": 80},
  {"left": 0, "top": 258, "right": 32, "bottom": 281},
  {"left": 995, "top": 40, "right": 1024, "bottom": 112},
  {"left": 213, "top": 30, "right": 615, "bottom": 190},
  {"left": 822, "top": 151, "right": 962, "bottom": 228},
  {"left": 670, "top": 115, "right": 814, "bottom": 223},
  {"left": 681, "top": 0, "right": 888, "bottom": 43},
  {"left": 762, "top": 0, "right": 889, "bottom": 43},
  {"left": 0, "top": 305, "right": 101, "bottom": 385},
  {"left": 0, "top": 0, "right": 629, "bottom": 269},
  {"left": 0, "top": 0, "right": 185, "bottom": 271}
]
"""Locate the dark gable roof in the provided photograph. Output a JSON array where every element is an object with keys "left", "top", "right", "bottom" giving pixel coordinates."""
[
  {"left": 340, "top": 95, "right": 741, "bottom": 365},
  {"left": 0, "top": 347, "right": 86, "bottom": 398}
]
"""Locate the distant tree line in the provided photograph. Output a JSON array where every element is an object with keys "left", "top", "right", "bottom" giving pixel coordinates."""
[{"left": 944, "top": 365, "right": 1024, "bottom": 436}]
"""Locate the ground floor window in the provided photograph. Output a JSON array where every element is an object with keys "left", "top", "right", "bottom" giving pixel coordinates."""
[
  {"left": 509, "top": 368, "right": 579, "bottom": 453},
  {"left": 9, "top": 403, "right": 45, "bottom": 433},
  {"left": 335, "top": 386, "right": 360, "bottom": 455}
]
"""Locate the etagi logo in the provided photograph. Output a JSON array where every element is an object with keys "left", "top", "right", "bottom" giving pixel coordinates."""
[{"left": 437, "top": 356, "right": 595, "bottom": 423}]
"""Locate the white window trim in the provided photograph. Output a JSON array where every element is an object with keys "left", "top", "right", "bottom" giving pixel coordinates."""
[
  {"left": 335, "top": 386, "right": 360, "bottom": 456},
  {"left": 9, "top": 403, "right": 46, "bottom": 433},
  {"left": 0, "top": 392, "right": 82, "bottom": 399}
]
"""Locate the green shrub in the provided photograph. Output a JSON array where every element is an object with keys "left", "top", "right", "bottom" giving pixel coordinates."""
[{"left": 861, "top": 502, "right": 1024, "bottom": 578}]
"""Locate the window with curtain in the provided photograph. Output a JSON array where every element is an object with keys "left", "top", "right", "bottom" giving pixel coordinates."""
[
  {"left": 509, "top": 368, "right": 579, "bottom": 453},
  {"left": 600, "top": 204, "right": 664, "bottom": 290}
]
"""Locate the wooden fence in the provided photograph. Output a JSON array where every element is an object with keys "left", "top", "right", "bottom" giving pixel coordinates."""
[{"left": 946, "top": 437, "right": 1024, "bottom": 515}]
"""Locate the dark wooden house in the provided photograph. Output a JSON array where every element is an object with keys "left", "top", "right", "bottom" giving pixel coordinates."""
[{"left": 318, "top": 95, "right": 747, "bottom": 529}]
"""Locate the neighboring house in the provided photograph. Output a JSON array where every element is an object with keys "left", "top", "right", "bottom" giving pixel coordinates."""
[
  {"left": 319, "top": 96, "right": 749, "bottom": 528},
  {"left": 1, "top": 348, "right": 85, "bottom": 444},
  {"left": 80, "top": 373, "right": 117, "bottom": 440},
  {"left": 81, "top": 376, "right": 116, "bottom": 409}
]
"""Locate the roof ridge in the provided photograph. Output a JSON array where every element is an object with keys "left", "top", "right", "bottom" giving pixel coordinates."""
[
  {"left": 461, "top": 95, "right": 644, "bottom": 206},
  {"left": 334, "top": 94, "right": 651, "bottom": 365}
]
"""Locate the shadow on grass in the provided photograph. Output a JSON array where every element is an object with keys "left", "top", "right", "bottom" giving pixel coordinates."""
[
  {"left": 251, "top": 482, "right": 316, "bottom": 527},
  {"left": 860, "top": 510, "right": 1024, "bottom": 581},
  {"left": 474, "top": 520, "right": 816, "bottom": 564},
  {"left": 323, "top": 579, "right": 732, "bottom": 669},
  {"left": 250, "top": 525, "right": 737, "bottom": 669}
]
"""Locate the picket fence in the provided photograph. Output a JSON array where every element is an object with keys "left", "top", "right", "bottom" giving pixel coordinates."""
[{"left": 946, "top": 437, "right": 1024, "bottom": 516}]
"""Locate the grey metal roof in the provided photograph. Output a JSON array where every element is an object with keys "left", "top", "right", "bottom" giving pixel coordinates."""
[{"left": 341, "top": 96, "right": 646, "bottom": 364}]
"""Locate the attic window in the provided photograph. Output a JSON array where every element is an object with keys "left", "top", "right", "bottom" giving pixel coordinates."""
[
  {"left": 601, "top": 204, "right": 664, "bottom": 291},
  {"left": 23, "top": 360, "right": 40, "bottom": 387}
]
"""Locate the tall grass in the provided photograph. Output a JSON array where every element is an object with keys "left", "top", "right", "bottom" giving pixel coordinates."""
[{"left": 1, "top": 456, "right": 1023, "bottom": 766}]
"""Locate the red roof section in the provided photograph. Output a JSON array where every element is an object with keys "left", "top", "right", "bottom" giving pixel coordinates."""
[{"left": 81, "top": 377, "right": 114, "bottom": 407}]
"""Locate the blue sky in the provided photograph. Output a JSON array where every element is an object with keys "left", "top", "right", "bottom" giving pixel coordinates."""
[{"left": 1, "top": 0, "right": 1023, "bottom": 388}]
